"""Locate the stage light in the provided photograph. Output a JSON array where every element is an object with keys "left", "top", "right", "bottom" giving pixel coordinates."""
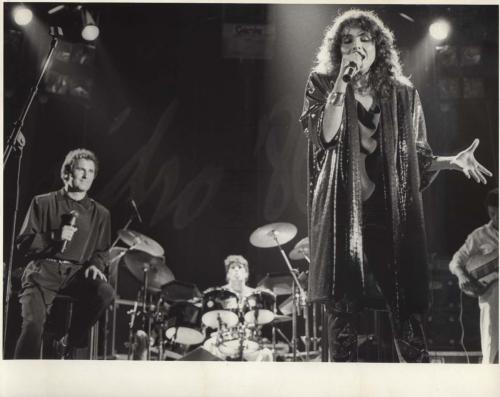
[
  {"left": 13, "top": 6, "right": 33, "bottom": 26},
  {"left": 81, "top": 9, "right": 99, "bottom": 41},
  {"left": 48, "top": 5, "right": 66, "bottom": 15},
  {"left": 429, "top": 20, "right": 450, "bottom": 41},
  {"left": 399, "top": 13, "right": 415, "bottom": 23}
]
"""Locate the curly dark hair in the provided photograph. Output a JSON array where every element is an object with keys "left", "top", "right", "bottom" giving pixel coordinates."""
[
  {"left": 313, "top": 9, "right": 411, "bottom": 98},
  {"left": 60, "top": 148, "right": 99, "bottom": 182}
]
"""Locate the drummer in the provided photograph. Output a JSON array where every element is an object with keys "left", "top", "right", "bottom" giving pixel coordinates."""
[
  {"left": 221, "top": 255, "right": 255, "bottom": 305},
  {"left": 201, "top": 254, "right": 273, "bottom": 361}
]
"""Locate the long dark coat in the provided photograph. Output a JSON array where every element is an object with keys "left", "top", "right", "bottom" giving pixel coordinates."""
[{"left": 300, "top": 72, "right": 438, "bottom": 317}]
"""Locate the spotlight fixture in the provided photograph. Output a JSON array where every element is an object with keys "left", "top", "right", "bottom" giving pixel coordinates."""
[
  {"left": 48, "top": 5, "right": 66, "bottom": 15},
  {"left": 81, "top": 9, "right": 99, "bottom": 41},
  {"left": 13, "top": 5, "right": 33, "bottom": 26},
  {"left": 398, "top": 13, "right": 415, "bottom": 23},
  {"left": 429, "top": 19, "right": 451, "bottom": 41}
]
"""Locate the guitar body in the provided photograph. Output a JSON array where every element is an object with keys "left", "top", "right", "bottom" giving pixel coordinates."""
[{"left": 462, "top": 252, "right": 499, "bottom": 298}]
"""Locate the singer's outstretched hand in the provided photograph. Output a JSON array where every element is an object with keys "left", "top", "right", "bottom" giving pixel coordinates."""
[
  {"left": 85, "top": 265, "right": 107, "bottom": 281},
  {"left": 451, "top": 139, "right": 492, "bottom": 184}
]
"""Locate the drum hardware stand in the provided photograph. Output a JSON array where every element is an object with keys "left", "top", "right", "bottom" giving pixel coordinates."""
[
  {"left": 312, "top": 302, "right": 318, "bottom": 352},
  {"left": 126, "top": 298, "right": 140, "bottom": 360},
  {"left": 108, "top": 242, "right": 139, "bottom": 359},
  {"left": 155, "top": 296, "right": 164, "bottom": 360},
  {"left": 238, "top": 329, "right": 245, "bottom": 361},
  {"left": 272, "top": 324, "right": 277, "bottom": 361},
  {"left": 302, "top": 294, "right": 310, "bottom": 361},
  {"left": 321, "top": 304, "right": 329, "bottom": 362},
  {"left": 141, "top": 267, "right": 152, "bottom": 361},
  {"left": 292, "top": 282, "right": 297, "bottom": 361},
  {"left": 299, "top": 250, "right": 313, "bottom": 360},
  {"left": 107, "top": 215, "right": 137, "bottom": 359},
  {"left": 271, "top": 326, "right": 294, "bottom": 359},
  {"left": 253, "top": 308, "right": 260, "bottom": 327},
  {"left": 269, "top": 229, "right": 308, "bottom": 362}
]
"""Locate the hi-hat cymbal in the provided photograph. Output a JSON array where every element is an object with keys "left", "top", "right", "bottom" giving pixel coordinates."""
[
  {"left": 289, "top": 237, "right": 310, "bottom": 261},
  {"left": 249, "top": 222, "right": 297, "bottom": 248},
  {"left": 123, "top": 250, "right": 174, "bottom": 292},
  {"left": 118, "top": 229, "right": 164, "bottom": 257}
]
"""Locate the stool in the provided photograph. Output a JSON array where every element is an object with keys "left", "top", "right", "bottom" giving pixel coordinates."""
[{"left": 41, "top": 295, "right": 99, "bottom": 359}]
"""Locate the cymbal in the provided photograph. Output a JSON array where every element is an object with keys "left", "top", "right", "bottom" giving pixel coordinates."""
[
  {"left": 123, "top": 250, "right": 174, "bottom": 292},
  {"left": 289, "top": 237, "right": 310, "bottom": 261},
  {"left": 118, "top": 229, "right": 164, "bottom": 257},
  {"left": 249, "top": 222, "right": 297, "bottom": 248}
]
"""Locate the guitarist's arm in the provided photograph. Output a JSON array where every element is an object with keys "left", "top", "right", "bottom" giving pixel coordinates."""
[{"left": 449, "top": 234, "right": 476, "bottom": 292}]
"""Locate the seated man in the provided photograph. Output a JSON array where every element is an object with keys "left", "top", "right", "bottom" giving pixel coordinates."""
[
  {"left": 449, "top": 188, "right": 498, "bottom": 363},
  {"left": 14, "top": 149, "right": 115, "bottom": 359}
]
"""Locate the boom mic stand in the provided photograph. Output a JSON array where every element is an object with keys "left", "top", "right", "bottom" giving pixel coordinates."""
[
  {"left": 4, "top": 27, "right": 62, "bottom": 166},
  {"left": 3, "top": 27, "right": 62, "bottom": 354}
]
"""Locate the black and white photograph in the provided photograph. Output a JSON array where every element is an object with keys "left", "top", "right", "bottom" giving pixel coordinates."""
[{"left": 2, "top": 1, "right": 499, "bottom": 395}]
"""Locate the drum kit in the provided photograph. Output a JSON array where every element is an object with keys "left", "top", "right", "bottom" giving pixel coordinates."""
[{"left": 104, "top": 221, "right": 317, "bottom": 362}]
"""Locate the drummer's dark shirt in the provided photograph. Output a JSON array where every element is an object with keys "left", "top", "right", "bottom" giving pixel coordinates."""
[{"left": 16, "top": 188, "right": 111, "bottom": 271}]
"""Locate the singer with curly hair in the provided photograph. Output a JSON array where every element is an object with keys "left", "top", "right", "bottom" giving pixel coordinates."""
[{"left": 300, "top": 9, "right": 492, "bottom": 362}]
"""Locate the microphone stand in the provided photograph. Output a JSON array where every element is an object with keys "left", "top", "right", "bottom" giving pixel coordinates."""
[
  {"left": 3, "top": 28, "right": 61, "bottom": 354},
  {"left": 4, "top": 28, "right": 61, "bottom": 166}
]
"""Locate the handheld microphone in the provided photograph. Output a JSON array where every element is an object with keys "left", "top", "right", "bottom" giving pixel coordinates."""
[
  {"left": 130, "top": 199, "right": 143, "bottom": 223},
  {"left": 61, "top": 210, "right": 79, "bottom": 253},
  {"left": 342, "top": 52, "right": 365, "bottom": 83}
]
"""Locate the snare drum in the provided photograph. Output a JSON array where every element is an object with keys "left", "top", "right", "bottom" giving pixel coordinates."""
[
  {"left": 243, "top": 289, "right": 276, "bottom": 325},
  {"left": 165, "top": 302, "right": 204, "bottom": 345},
  {"left": 202, "top": 287, "right": 240, "bottom": 329}
]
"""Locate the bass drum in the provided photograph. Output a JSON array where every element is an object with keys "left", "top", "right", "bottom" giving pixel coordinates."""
[
  {"left": 201, "top": 287, "right": 240, "bottom": 329},
  {"left": 164, "top": 301, "right": 205, "bottom": 345}
]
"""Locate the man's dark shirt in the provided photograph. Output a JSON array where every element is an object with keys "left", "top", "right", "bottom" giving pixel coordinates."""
[{"left": 16, "top": 189, "right": 111, "bottom": 271}]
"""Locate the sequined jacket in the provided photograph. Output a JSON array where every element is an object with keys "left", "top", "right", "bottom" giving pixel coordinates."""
[{"left": 300, "top": 72, "right": 438, "bottom": 315}]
